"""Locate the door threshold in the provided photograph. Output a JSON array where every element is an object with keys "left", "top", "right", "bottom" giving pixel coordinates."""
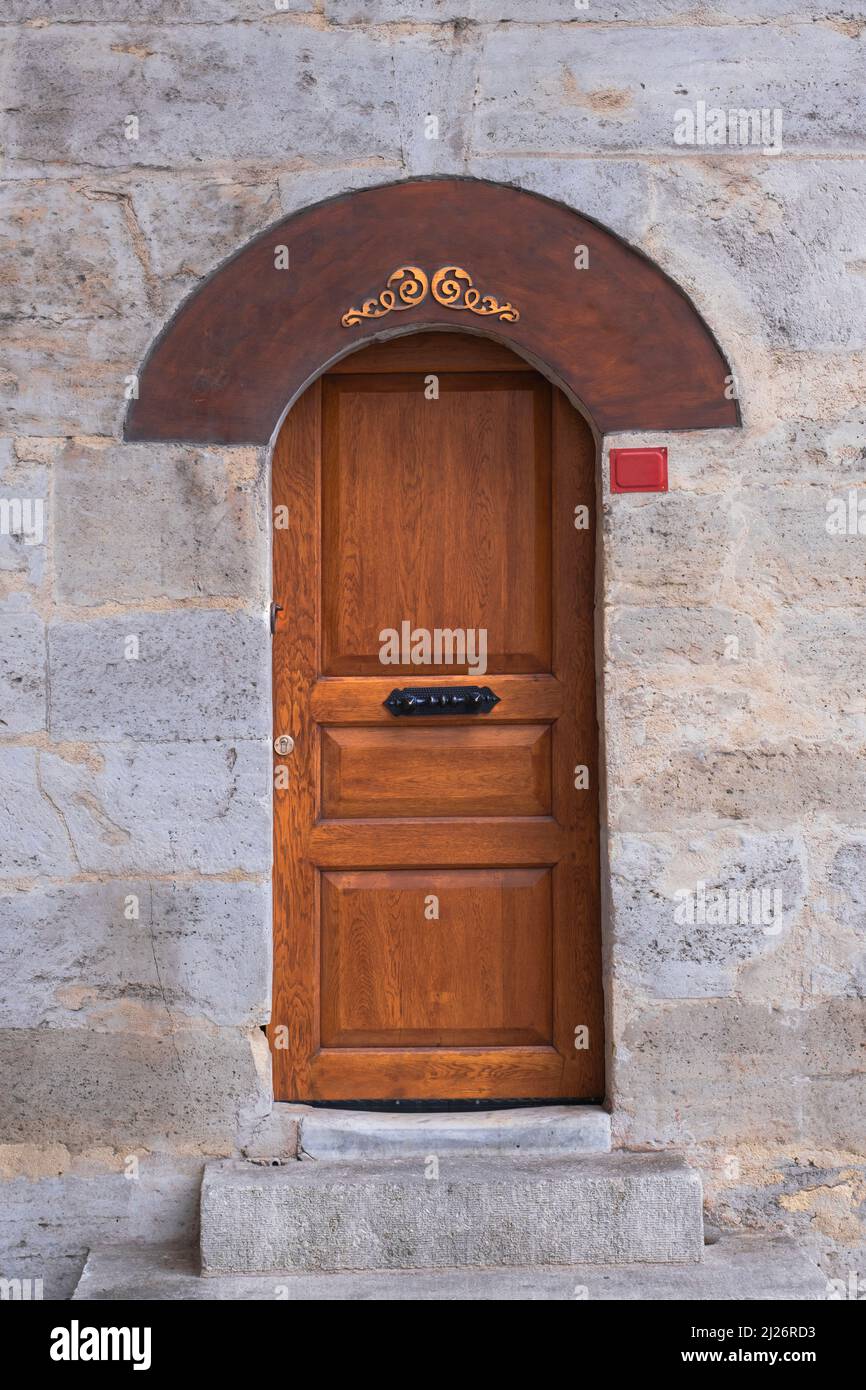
[
  {"left": 274, "top": 1102, "right": 612, "bottom": 1160},
  {"left": 304, "top": 1097, "right": 604, "bottom": 1113}
]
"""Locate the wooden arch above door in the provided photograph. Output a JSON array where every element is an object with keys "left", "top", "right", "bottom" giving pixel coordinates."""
[{"left": 125, "top": 177, "right": 740, "bottom": 445}]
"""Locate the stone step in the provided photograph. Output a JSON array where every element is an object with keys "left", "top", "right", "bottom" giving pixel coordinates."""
[
  {"left": 292, "top": 1103, "right": 611, "bottom": 1160},
  {"left": 73, "top": 1236, "right": 828, "bottom": 1301},
  {"left": 200, "top": 1152, "right": 704, "bottom": 1274}
]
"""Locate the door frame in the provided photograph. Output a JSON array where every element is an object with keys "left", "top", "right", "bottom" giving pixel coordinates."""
[{"left": 122, "top": 176, "right": 742, "bottom": 1115}]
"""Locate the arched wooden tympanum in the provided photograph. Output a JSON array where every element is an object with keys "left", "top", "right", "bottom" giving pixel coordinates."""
[{"left": 125, "top": 177, "right": 739, "bottom": 445}]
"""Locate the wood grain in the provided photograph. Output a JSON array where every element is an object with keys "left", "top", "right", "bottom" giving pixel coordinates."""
[
  {"left": 320, "top": 371, "right": 551, "bottom": 675},
  {"left": 310, "top": 1047, "right": 571, "bottom": 1100},
  {"left": 321, "top": 724, "right": 551, "bottom": 818},
  {"left": 320, "top": 869, "right": 552, "bottom": 1047},
  {"left": 269, "top": 382, "right": 321, "bottom": 1101},
  {"left": 307, "top": 818, "right": 565, "bottom": 869},
  {"left": 311, "top": 673, "right": 563, "bottom": 724},
  {"left": 326, "top": 331, "right": 527, "bottom": 375},
  {"left": 549, "top": 388, "right": 605, "bottom": 1098}
]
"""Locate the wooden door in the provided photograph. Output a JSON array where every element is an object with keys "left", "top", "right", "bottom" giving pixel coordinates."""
[{"left": 270, "top": 333, "right": 602, "bottom": 1101}]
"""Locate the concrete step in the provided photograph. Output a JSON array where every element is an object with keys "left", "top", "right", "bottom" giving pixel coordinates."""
[
  {"left": 200, "top": 1152, "right": 704, "bottom": 1274},
  {"left": 292, "top": 1103, "right": 611, "bottom": 1160},
  {"left": 73, "top": 1236, "right": 829, "bottom": 1301}
]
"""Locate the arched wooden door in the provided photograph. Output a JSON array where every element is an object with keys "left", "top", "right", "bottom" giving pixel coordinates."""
[{"left": 270, "top": 332, "right": 602, "bottom": 1102}]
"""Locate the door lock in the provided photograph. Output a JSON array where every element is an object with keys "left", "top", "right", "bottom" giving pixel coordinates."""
[{"left": 273, "top": 735, "right": 295, "bottom": 756}]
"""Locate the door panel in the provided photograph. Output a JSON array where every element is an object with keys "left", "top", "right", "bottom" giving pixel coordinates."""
[
  {"left": 320, "top": 869, "right": 552, "bottom": 1047},
  {"left": 321, "top": 373, "right": 551, "bottom": 675},
  {"left": 271, "top": 332, "right": 602, "bottom": 1101},
  {"left": 321, "top": 724, "right": 551, "bottom": 818}
]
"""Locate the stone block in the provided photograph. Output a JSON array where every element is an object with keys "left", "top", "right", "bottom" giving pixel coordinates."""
[
  {"left": 325, "top": 1, "right": 834, "bottom": 20},
  {"left": 200, "top": 1153, "right": 704, "bottom": 1271},
  {"left": 0, "top": 469, "right": 48, "bottom": 585},
  {"left": 240, "top": 1107, "right": 300, "bottom": 1164},
  {"left": 53, "top": 442, "right": 267, "bottom": 606},
  {"left": 763, "top": 353, "right": 866, "bottom": 429},
  {"left": 616, "top": 1000, "right": 808, "bottom": 1146},
  {"left": 277, "top": 166, "right": 400, "bottom": 223},
  {"left": 736, "top": 485, "right": 866, "bottom": 606},
  {"left": 0, "top": 596, "right": 46, "bottom": 734},
  {"left": 0, "top": 1251, "right": 83, "bottom": 1302},
  {"left": 609, "top": 605, "right": 758, "bottom": 667},
  {"left": 4, "top": 2, "right": 259, "bottom": 18},
  {"left": 38, "top": 742, "right": 271, "bottom": 875},
  {"left": 1, "top": 181, "right": 150, "bottom": 325},
  {"left": 799, "top": 998, "right": 866, "bottom": 1079},
  {"left": 829, "top": 841, "right": 866, "bottom": 921},
  {"left": 0, "top": 1026, "right": 269, "bottom": 1149},
  {"left": 389, "top": 36, "right": 478, "bottom": 176},
  {"left": 772, "top": 609, "right": 866, "bottom": 714},
  {"left": 465, "top": 156, "right": 651, "bottom": 246},
  {"left": 614, "top": 741, "right": 866, "bottom": 831},
  {"left": 801, "top": 1075, "right": 866, "bottom": 1149},
  {"left": 129, "top": 177, "right": 282, "bottom": 303},
  {"left": 0, "top": 748, "right": 76, "bottom": 880},
  {"left": 72, "top": 1233, "right": 830, "bottom": 1301},
  {"left": 605, "top": 492, "right": 736, "bottom": 604},
  {"left": 0, "top": 1153, "right": 203, "bottom": 1299},
  {"left": 0, "top": 879, "right": 270, "bottom": 1028},
  {"left": 648, "top": 158, "right": 866, "bottom": 351},
  {"left": 2, "top": 23, "right": 403, "bottom": 174},
  {"left": 609, "top": 829, "right": 806, "bottom": 998},
  {"left": 471, "top": 24, "right": 863, "bottom": 156},
  {"left": 3, "top": 317, "right": 151, "bottom": 437},
  {"left": 806, "top": 844, "right": 866, "bottom": 999},
  {"left": 48, "top": 610, "right": 270, "bottom": 742}
]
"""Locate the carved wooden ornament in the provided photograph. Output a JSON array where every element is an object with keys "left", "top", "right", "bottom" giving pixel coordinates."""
[{"left": 341, "top": 265, "right": 520, "bottom": 327}]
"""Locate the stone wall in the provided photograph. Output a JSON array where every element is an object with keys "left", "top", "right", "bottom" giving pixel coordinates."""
[{"left": 1, "top": 2, "right": 864, "bottom": 1296}]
